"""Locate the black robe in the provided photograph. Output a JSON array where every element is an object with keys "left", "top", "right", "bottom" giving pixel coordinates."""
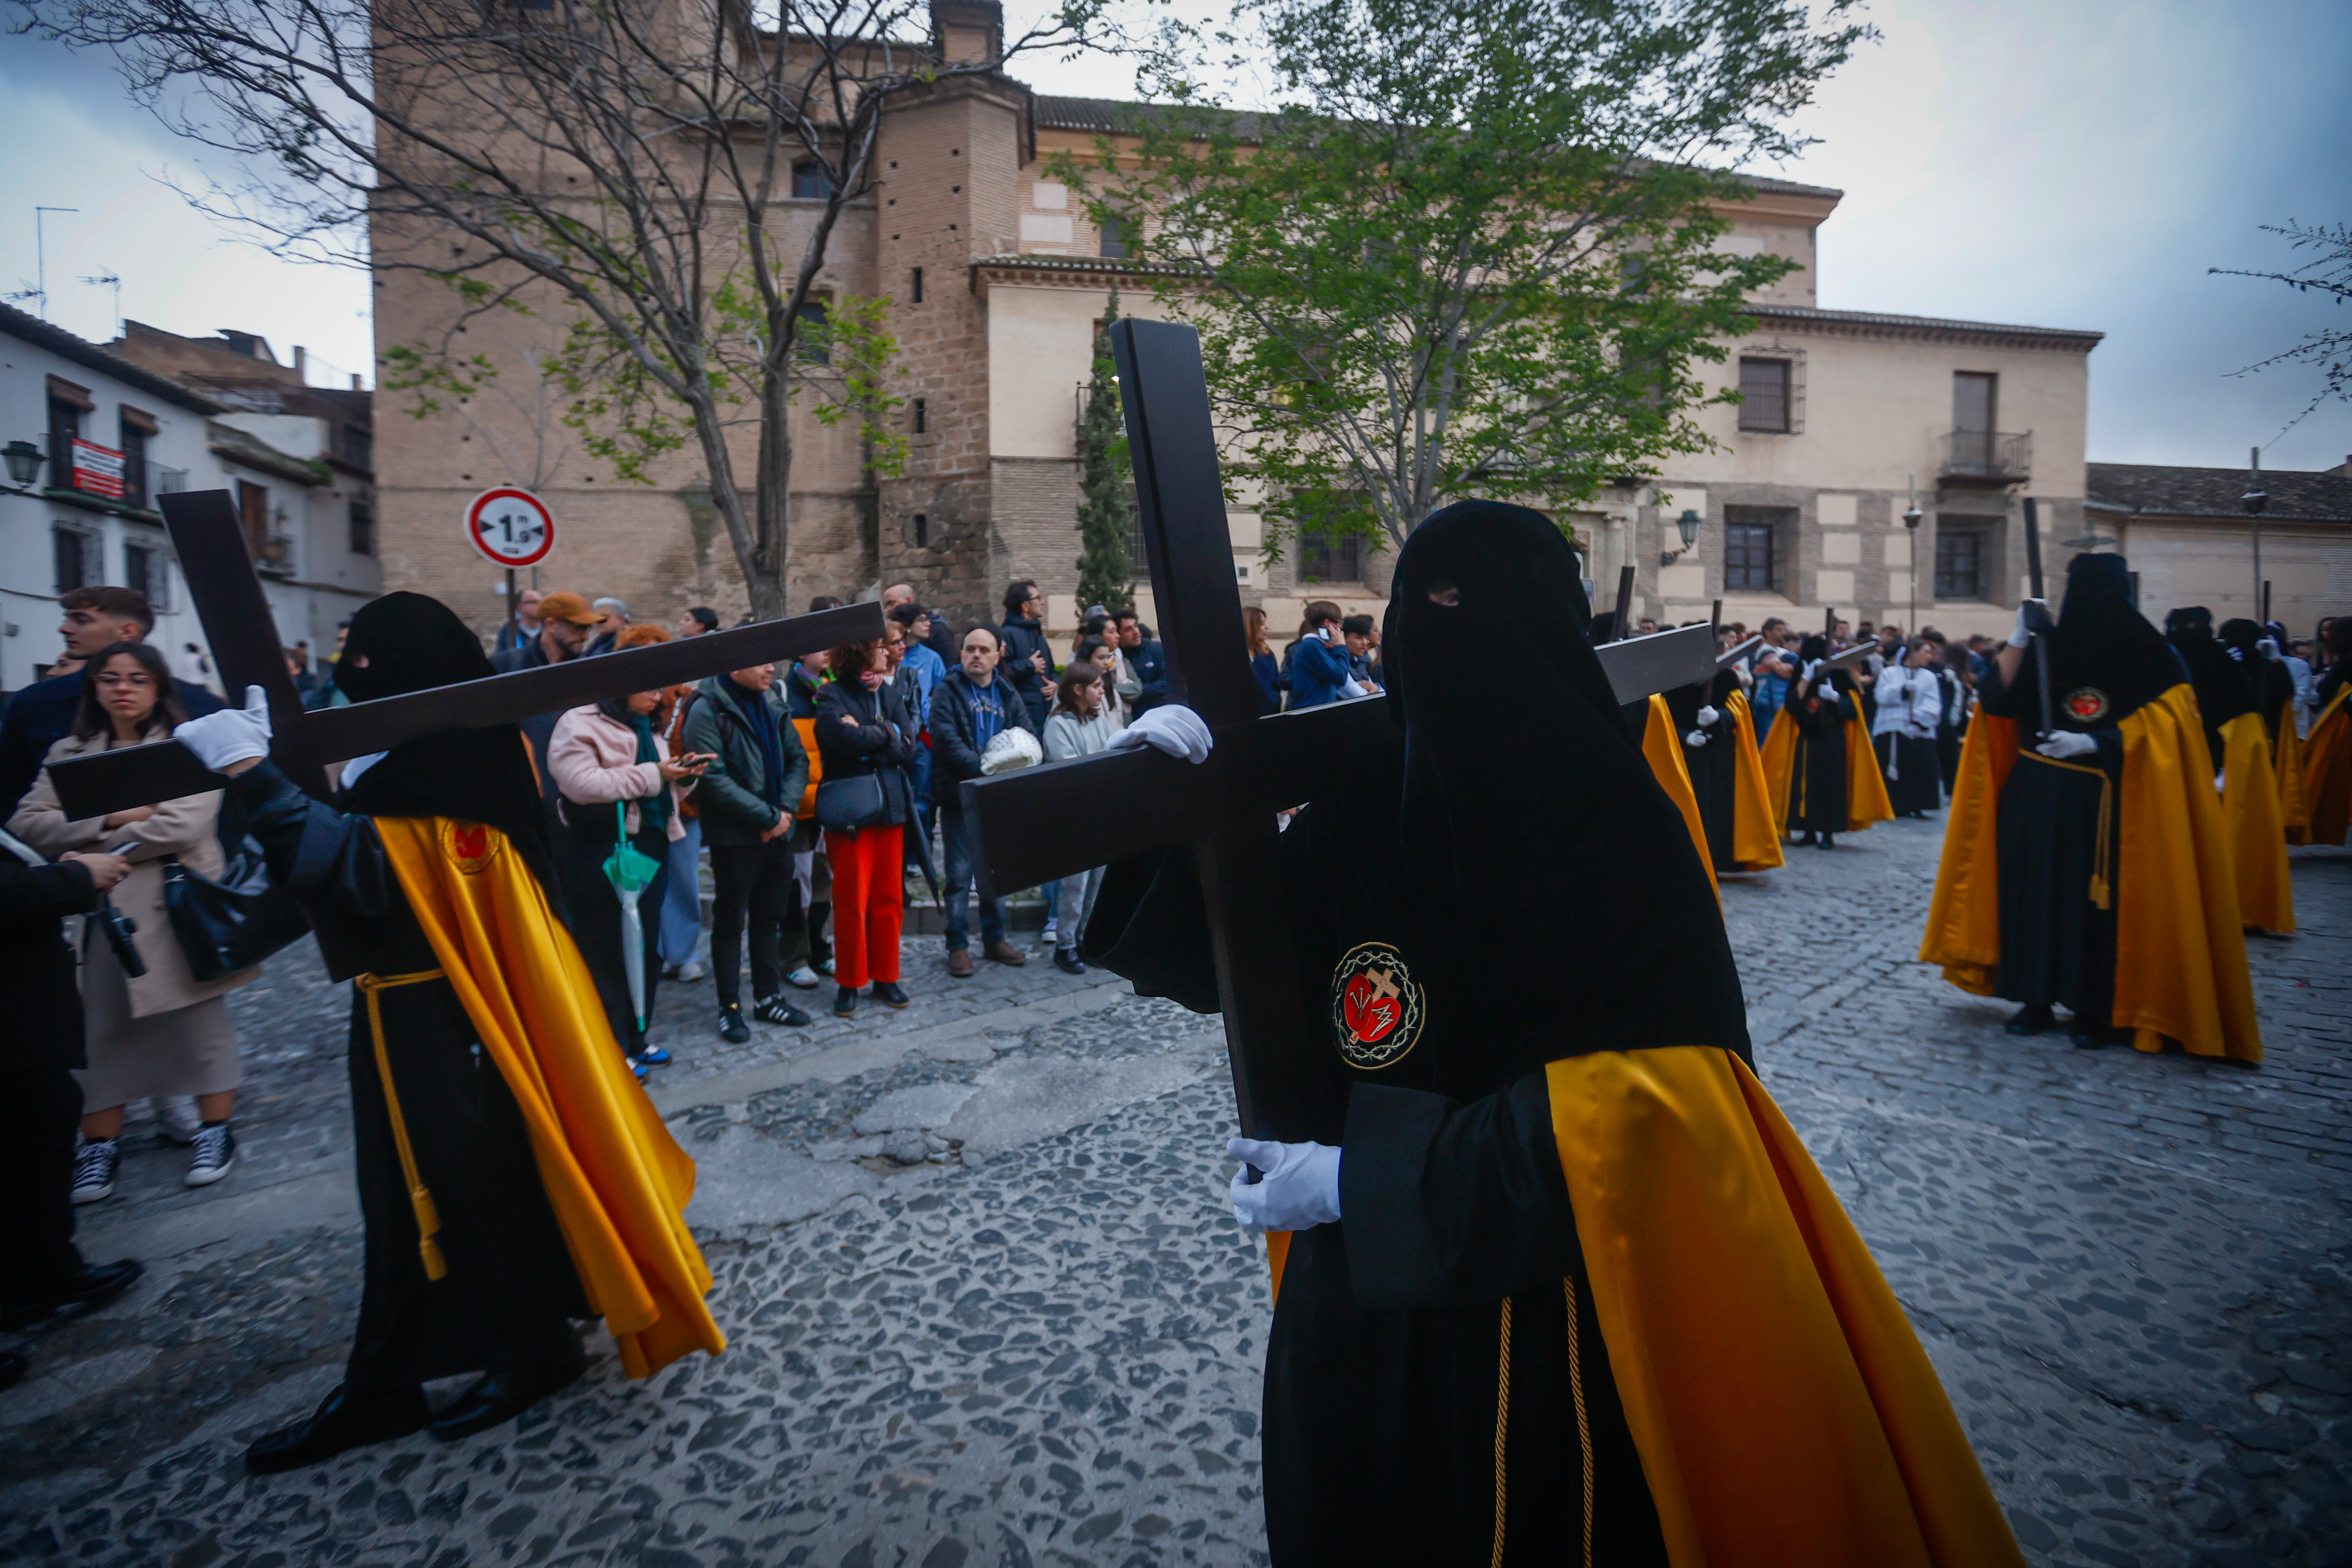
[
  {"left": 1784, "top": 683, "right": 1859, "bottom": 832},
  {"left": 1087, "top": 782, "right": 1671, "bottom": 1566},
  {"left": 1668, "top": 674, "right": 1740, "bottom": 871},
  {"left": 234, "top": 762, "right": 588, "bottom": 1391}
]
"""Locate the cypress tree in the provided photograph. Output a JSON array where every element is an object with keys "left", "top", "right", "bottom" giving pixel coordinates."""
[{"left": 1073, "top": 287, "right": 1136, "bottom": 615}]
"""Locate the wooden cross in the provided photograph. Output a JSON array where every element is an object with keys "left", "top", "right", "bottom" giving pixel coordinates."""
[
  {"left": 961, "top": 318, "right": 1715, "bottom": 1142},
  {"left": 48, "top": 489, "right": 879, "bottom": 821}
]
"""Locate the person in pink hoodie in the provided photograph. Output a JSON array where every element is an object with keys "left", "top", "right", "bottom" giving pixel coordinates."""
[{"left": 549, "top": 649, "right": 708, "bottom": 1076}]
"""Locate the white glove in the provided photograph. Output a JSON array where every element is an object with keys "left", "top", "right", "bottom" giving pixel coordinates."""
[
  {"left": 2010, "top": 599, "right": 2049, "bottom": 649},
  {"left": 1695, "top": 704, "right": 1720, "bottom": 727},
  {"left": 1109, "top": 703, "right": 1213, "bottom": 765},
  {"left": 2257, "top": 637, "right": 2281, "bottom": 660},
  {"left": 1684, "top": 730, "right": 1710, "bottom": 748},
  {"left": 174, "top": 684, "right": 273, "bottom": 771},
  {"left": 2035, "top": 730, "right": 2098, "bottom": 760},
  {"left": 1227, "top": 1138, "right": 1341, "bottom": 1231}
]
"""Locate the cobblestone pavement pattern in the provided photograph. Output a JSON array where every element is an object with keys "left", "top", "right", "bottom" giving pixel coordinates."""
[{"left": 3, "top": 825, "right": 2349, "bottom": 1568}]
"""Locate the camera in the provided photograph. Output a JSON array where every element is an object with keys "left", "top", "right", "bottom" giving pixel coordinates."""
[{"left": 92, "top": 894, "right": 147, "bottom": 978}]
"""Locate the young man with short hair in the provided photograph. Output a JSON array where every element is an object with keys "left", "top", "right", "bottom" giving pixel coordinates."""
[
  {"left": 0, "top": 587, "right": 223, "bottom": 818},
  {"left": 931, "top": 627, "right": 1040, "bottom": 976},
  {"left": 998, "top": 582, "right": 1056, "bottom": 728},
  {"left": 1286, "top": 602, "right": 1352, "bottom": 710},
  {"left": 1114, "top": 611, "right": 1167, "bottom": 689}
]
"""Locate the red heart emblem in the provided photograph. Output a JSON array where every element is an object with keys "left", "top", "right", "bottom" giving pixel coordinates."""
[
  {"left": 451, "top": 824, "right": 488, "bottom": 863},
  {"left": 1342, "top": 975, "right": 1399, "bottom": 1044}
]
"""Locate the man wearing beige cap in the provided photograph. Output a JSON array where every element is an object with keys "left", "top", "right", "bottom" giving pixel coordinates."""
[{"left": 492, "top": 590, "right": 600, "bottom": 805}]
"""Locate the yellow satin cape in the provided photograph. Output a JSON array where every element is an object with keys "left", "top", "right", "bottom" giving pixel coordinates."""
[
  {"left": 1757, "top": 697, "right": 1894, "bottom": 835},
  {"left": 2288, "top": 687, "right": 2350, "bottom": 847},
  {"left": 1547, "top": 1047, "right": 2024, "bottom": 1568},
  {"left": 2217, "top": 710, "right": 2294, "bottom": 933},
  {"left": 1642, "top": 694, "right": 1720, "bottom": 900},
  {"left": 2272, "top": 699, "right": 2308, "bottom": 834},
  {"left": 377, "top": 817, "right": 728, "bottom": 1377},
  {"left": 1724, "top": 691, "right": 1786, "bottom": 871},
  {"left": 1919, "top": 688, "right": 2261, "bottom": 1062}
]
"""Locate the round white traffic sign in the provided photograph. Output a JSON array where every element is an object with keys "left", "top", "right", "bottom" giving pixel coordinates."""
[{"left": 465, "top": 487, "right": 555, "bottom": 568}]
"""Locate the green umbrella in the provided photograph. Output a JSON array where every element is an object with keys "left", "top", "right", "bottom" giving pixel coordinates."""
[{"left": 602, "top": 802, "right": 662, "bottom": 1031}]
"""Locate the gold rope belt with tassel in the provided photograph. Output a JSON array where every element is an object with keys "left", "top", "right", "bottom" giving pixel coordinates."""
[
  {"left": 2022, "top": 751, "right": 2116, "bottom": 910},
  {"left": 1492, "top": 1295, "right": 1513, "bottom": 1568},
  {"left": 356, "top": 967, "right": 452, "bottom": 1281}
]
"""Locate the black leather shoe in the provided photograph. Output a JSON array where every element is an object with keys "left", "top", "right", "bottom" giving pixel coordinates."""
[
  {"left": 833, "top": 984, "right": 858, "bottom": 1017},
  {"left": 2004, "top": 1004, "right": 2055, "bottom": 1037},
  {"left": 2, "top": 1258, "right": 144, "bottom": 1331},
  {"left": 2069, "top": 1020, "right": 2118, "bottom": 1049},
  {"left": 244, "top": 1383, "right": 430, "bottom": 1474},
  {"left": 0, "top": 1351, "right": 26, "bottom": 1391},
  {"left": 429, "top": 1344, "right": 588, "bottom": 1442},
  {"left": 869, "top": 981, "right": 910, "bottom": 1008}
]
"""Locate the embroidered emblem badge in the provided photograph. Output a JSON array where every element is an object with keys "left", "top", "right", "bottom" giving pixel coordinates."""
[
  {"left": 442, "top": 819, "right": 502, "bottom": 875},
  {"left": 1329, "top": 941, "right": 1426, "bottom": 1071},
  {"left": 2063, "top": 687, "right": 2110, "bottom": 724}
]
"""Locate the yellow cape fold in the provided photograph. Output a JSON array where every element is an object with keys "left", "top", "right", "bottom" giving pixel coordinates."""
[
  {"left": 2272, "top": 700, "right": 2308, "bottom": 834},
  {"left": 2289, "top": 687, "right": 2350, "bottom": 847},
  {"left": 2218, "top": 710, "right": 2293, "bottom": 933},
  {"left": 1642, "top": 694, "right": 1720, "bottom": 900},
  {"left": 1756, "top": 697, "right": 1892, "bottom": 836},
  {"left": 376, "top": 817, "right": 727, "bottom": 1377},
  {"left": 1546, "top": 1047, "right": 2024, "bottom": 1568},
  {"left": 1920, "top": 688, "right": 2260, "bottom": 1062},
  {"left": 1724, "top": 691, "right": 1786, "bottom": 870}
]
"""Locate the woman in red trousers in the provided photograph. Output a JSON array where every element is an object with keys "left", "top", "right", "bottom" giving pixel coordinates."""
[{"left": 812, "top": 637, "right": 920, "bottom": 1017}]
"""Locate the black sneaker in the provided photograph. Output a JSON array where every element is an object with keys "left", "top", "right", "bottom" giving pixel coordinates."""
[
  {"left": 717, "top": 1007, "right": 750, "bottom": 1044},
  {"left": 71, "top": 1140, "right": 119, "bottom": 1205},
  {"left": 2003, "top": 1004, "right": 2054, "bottom": 1037},
  {"left": 2, "top": 1258, "right": 144, "bottom": 1332},
  {"left": 185, "top": 1122, "right": 236, "bottom": 1187},
  {"left": 753, "top": 995, "right": 811, "bottom": 1028},
  {"left": 833, "top": 984, "right": 858, "bottom": 1017},
  {"left": 869, "top": 981, "right": 909, "bottom": 1008},
  {"left": 1053, "top": 949, "right": 1086, "bottom": 975}
]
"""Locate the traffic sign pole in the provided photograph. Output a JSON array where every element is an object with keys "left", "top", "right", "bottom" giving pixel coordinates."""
[{"left": 504, "top": 567, "right": 518, "bottom": 652}]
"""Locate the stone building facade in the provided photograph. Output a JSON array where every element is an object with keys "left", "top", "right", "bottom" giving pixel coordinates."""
[
  {"left": 2085, "top": 460, "right": 2352, "bottom": 638},
  {"left": 370, "top": 0, "right": 2104, "bottom": 651}
]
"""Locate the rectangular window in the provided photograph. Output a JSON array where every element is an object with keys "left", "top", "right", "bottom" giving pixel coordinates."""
[
  {"left": 119, "top": 416, "right": 151, "bottom": 510},
  {"left": 52, "top": 527, "right": 98, "bottom": 593},
  {"left": 912, "top": 397, "right": 927, "bottom": 435},
  {"left": 1098, "top": 213, "right": 1134, "bottom": 260},
  {"left": 47, "top": 396, "right": 82, "bottom": 490},
  {"left": 1952, "top": 372, "right": 1996, "bottom": 433},
  {"left": 1722, "top": 506, "right": 1791, "bottom": 593},
  {"left": 910, "top": 267, "right": 924, "bottom": 304},
  {"left": 238, "top": 480, "right": 270, "bottom": 556},
  {"left": 342, "top": 424, "right": 373, "bottom": 470},
  {"left": 1297, "top": 532, "right": 1362, "bottom": 583},
  {"left": 123, "top": 539, "right": 170, "bottom": 610},
  {"left": 1935, "top": 525, "right": 1987, "bottom": 601},
  {"left": 349, "top": 497, "right": 375, "bottom": 556},
  {"left": 1737, "top": 358, "right": 1792, "bottom": 433},
  {"left": 795, "top": 300, "right": 831, "bottom": 365}
]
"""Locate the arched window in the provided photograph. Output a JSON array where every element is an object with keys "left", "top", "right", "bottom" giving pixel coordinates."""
[{"left": 793, "top": 162, "right": 835, "bottom": 200}]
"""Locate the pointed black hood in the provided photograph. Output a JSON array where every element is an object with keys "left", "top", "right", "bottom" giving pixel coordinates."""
[{"left": 2005, "top": 554, "right": 2184, "bottom": 729}]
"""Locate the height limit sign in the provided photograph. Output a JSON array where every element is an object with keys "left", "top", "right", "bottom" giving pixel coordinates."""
[{"left": 465, "top": 487, "right": 556, "bottom": 569}]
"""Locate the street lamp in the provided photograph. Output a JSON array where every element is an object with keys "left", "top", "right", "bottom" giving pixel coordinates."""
[
  {"left": 2242, "top": 446, "right": 2268, "bottom": 624},
  {"left": 2, "top": 439, "right": 44, "bottom": 490},
  {"left": 1661, "top": 507, "right": 1702, "bottom": 567},
  {"left": 1902, "top": 475, "right": 1924, "bottom": 636}
]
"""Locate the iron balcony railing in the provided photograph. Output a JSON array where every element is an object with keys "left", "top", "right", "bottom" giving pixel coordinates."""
[{"left": 1939, "top": 429, "right": 2032, "bottom": 484}]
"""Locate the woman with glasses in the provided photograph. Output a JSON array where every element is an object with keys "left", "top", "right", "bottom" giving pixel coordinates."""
[{"left": 8, "top": 642, "right": 254, "bottom": 1201}]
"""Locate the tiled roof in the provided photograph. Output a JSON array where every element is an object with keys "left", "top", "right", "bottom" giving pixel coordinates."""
[
  {"left": 1027, "top": 95, "right": 1844, "bottom": 200},
  {"left": 0, "top": 301, "right": 221, "bottom": 414},
  {"left": 969, "top": 254, "right": 1198, "bottom": 278},
  {"left": 1744, "top": 303, "right": 2103, "bottom": 348},
  {"left": 2085, "top": 462, "right": 2352, "bottom": 523}
]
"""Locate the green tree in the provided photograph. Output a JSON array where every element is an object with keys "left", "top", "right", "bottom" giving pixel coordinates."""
[
  {"left": 1054, "top": 0, "right": 1869, "bottom": 565},
  {"left": 1073, "top": 287, "right": 1136, "bottom": 615}
]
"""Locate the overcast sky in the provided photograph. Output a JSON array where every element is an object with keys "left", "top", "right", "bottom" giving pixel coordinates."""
[{"left": 2, "top": 0, "right": 2345, "bottom": 471}]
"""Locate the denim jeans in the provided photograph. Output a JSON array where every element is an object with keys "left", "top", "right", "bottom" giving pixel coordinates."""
[
  {"left": 938, "top": 798, "right": 1003, "bottom": 951},
  {"left": 658, "top": 816, "right": 704, "bottom": 967}
]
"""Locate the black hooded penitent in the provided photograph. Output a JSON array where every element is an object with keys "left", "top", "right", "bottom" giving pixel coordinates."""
[
  {"left": 1990, "top": 553, "right": 2184, "bottom": 731},
  {"left": 336, "top": 591, "right": 556, "bottom": 886},
  {"left": 2165, "top": 606, "right": 2255, "bottom": 762},
  {"left": 2220, "top": 618, "right": 2296, "bottom": 744}
]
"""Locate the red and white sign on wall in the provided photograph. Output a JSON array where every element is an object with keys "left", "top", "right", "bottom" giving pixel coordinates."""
[
  {"left": 71, "top": 438, "right": 126, "bottom": 500},
  {"left": 464, "top": 487, "right": 556, "bottom": 569}
]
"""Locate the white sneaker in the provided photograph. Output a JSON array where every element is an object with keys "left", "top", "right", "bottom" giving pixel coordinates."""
[
  {"left": 676, "top": 959, "right": 706, "bottom": 982},
  {"left": 785, "top": 964, "right": 821, "bottom": 989},
  {"left": 71, "top": 1140, "right": 119, "bottom": 1205},
  {"left": 159, "top": 1097, "right": 202, "bottom": 1145},
  {"left": 1042, "top": 920, "right": 1059, "bottom": 944}
]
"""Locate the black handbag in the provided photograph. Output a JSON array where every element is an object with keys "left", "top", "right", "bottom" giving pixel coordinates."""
[
  {"left": 161, "top": 837, "right": 311, "bottom": 983},
  {"left": 813, "top": 773, "right": 887, "bottom": 834}
]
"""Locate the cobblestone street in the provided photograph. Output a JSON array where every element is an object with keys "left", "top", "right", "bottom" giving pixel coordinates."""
[{"left": 4, "top": 820, "right": 2350, "bottom": 1568}]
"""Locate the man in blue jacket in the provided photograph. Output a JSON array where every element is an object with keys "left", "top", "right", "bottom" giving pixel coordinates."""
[
  {"left": 930, "top": 627, "right": 1040, "bottom": 977},
  {"left": 0, "top": 586, "right": 223, "bottom": 819},
  {"left": 1287, "top": 607, "right": 1353, "bottom": 710}
]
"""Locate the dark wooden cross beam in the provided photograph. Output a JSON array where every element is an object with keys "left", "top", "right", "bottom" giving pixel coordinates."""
[
  {"left": 960, "top": 318, "right": 1714, "bottom": 1142},
  {"left": 49, "top": 489, "right": 879, "bottom": 821}
]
